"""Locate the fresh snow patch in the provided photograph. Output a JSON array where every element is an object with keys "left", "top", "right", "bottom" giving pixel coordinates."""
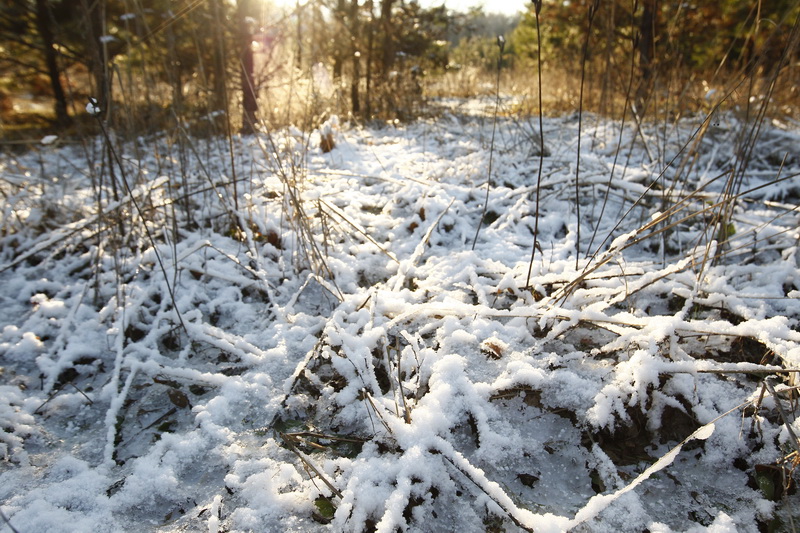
[{"left": 0, "top": 107, "right": 798, "bottom": 532}]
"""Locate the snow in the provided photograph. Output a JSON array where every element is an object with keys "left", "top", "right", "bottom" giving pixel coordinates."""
[
  {"left": 0, "top": 105, "right": 799, "bottom": 532},
  {"left": 85, "top": 99, "right": 101, "bottom": 116}
]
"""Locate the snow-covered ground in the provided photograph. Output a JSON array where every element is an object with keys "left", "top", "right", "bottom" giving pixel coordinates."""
[{"left": 1, "top": 104, "right": 799, "bottom": 532}]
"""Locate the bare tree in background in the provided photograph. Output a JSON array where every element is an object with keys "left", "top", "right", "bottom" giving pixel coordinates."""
[
  {"left": 636, "top": 0, "right": 657, "bottom": 113},
  {"left": 349, "top": 0, "right": 361, "bottom": 114},
  {"left": 237, "top": 0, "right": 258, "bottom": 133},
  {"left": 80, "top": 0, "right": 111, "bottom": 115},
  {"left": 380, "top": 0, "right": 396, "bottom": 78},
  {"left": 33, "top": 0, "right": 70, "bottom": 125}
]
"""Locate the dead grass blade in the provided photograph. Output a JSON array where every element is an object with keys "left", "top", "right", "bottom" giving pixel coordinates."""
[
  {"left": 318, "top": 199, "right": 399, "bottom": 263},
  {"left": 279, "top": 431, "right": 344, "bottom": 499},
  {"left": 568, "top": 396, "right": 756, "bottom": 530},
  {"left": 764, "top": 380, "right": 800, "bottom": 456},
  {"left": 434, "top": 437, "right": 540, "bottom": 533},
  {"left": 390, "top": 198, "right": 454, "bottom": 292}
]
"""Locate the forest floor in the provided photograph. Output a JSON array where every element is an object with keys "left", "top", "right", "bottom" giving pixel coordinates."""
[{"left": 1, "top": 100, "right": 800, "bottom": 532}]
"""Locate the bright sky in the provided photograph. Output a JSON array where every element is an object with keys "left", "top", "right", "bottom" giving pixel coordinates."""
[
  {"left": 419, "top": 0, "right": 529, "bottom": 15},
  {"left": 273, "top": 0, "right": 529, "bottom": 17}
]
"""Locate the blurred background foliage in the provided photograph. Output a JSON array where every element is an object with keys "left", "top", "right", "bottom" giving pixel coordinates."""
[{"left": 0, "top": 0, "right": 798, "bottom": 140}]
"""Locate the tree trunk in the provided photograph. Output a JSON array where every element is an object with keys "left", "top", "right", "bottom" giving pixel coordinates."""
[
  {"left": 210, "top": 0, "right": 227, "bottom": 113},
  {"left": 312, "top": 2, "right": 324, "bottom": 64},
  {"left": 295, "top": 0, "right": 302, "bottom": 67},
  {"left": 637, "top": 0, "right": 657, "bottom": 113},
  {"left": 237, "top": 0, "right": 258, "bottom": 134},
  {"left": 333, "top": 0, "right": 346, "bottom": 80},
  {"left": 379, "top": 0, "right": 396, "bottom": 78},
  {"left": 349, "top": 0, "right": 360, "bottom": 115},
  {"left": 81, "top": 0, "right": 110, "bottom": 115},
  {"left": 165, "top": 22, "right": 183, "bottom": 115},
  {"left": 364, "top": 0, "right": 375, "bottom": 117},
  {"left": 34, "top": 0, "right": 70, "bottom": 126}
]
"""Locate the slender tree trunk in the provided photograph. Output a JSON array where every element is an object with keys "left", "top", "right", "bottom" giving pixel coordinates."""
[
  {"left": 210, "top": 0, "right": 227, "bottom": 113},
  {"left": 365, "top": 0, "right": 375, "bottom": 117},
  {"left": 295, "top": 0, "right": 302, "bottom": 67},
  {"left": 599, "top": 0, "right": 614, "bottom": 117},
  {"left": 237, "top": 0, "right": 258, "bottom": 133},
  {"left": 165, "top": 22, "right": 183, "bottom": 115},
  {"left": 349, "top": 0, "right": 360, "bottom": 115},
  {"left": 81, "top": 0, "right": 110, "bottom": 115},
  {"left": 637, "top": 0, "right": 657, "bottom": 113},
  {"left": 34, "top": 0, "right": 70, "bottom": 126},
  {"left": 380, "top": 0, "right": 396, "bottom": 78},
  {"left": 312, "top": 2, "right": 323, "bottom": 63},
  {"left": 333, "top": 0, "right": 346, "bottom": 80}
]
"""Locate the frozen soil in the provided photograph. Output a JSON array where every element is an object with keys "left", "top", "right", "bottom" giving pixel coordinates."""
[{"left": 1, "top": 106, "right": 799, "bottom": 532}]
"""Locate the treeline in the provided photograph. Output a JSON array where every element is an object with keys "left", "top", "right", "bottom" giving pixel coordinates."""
[
  {"left": 1, "top": 0, "right": 798, "bottom": 135},
  {"left": 469, "top": 1, "right": 800, "bottom": 117},
  {"left": 0, "top": 0, "right": 456, "bottom": 134}
]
